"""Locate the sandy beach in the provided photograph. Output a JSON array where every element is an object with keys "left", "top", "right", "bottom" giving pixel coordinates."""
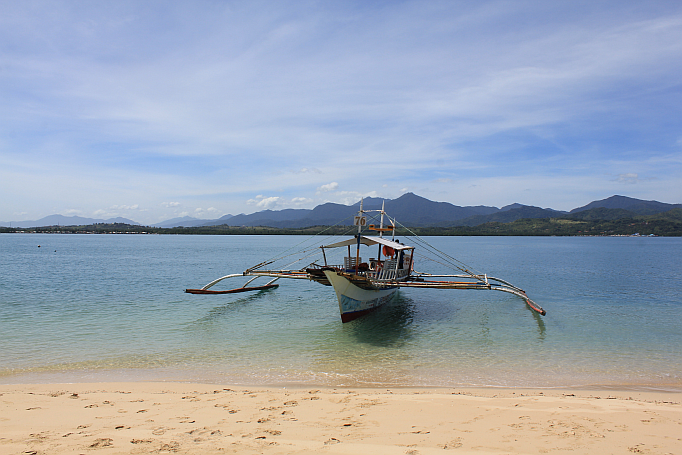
[{"left": 1, "top": 383, "right": 680, "bottom": 455}]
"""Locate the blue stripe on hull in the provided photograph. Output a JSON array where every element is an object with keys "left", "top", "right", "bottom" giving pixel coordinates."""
[
  {"left": 339, "top": 291, "right": 396, "bottom": 323},
  {"left": 322, "top": 269, "right": 398, "bottom": 323}
]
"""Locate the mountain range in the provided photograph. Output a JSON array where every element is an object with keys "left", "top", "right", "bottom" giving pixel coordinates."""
[
  {"left": 0, "top": 214, "right": 141, "bottom": 229},
  {"left": 2, "top": 194, "right": 680, "bottom": 229}
]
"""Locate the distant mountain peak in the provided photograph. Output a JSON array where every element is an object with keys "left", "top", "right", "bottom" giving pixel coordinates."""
[
  {"left": 570, "top": 195, "right": 681, "bottom": 215},
  {"left": 396, "top": 192, "right": 427, "bottom": 201},
  {"left": 500, "top": 203, "right": 526, "bottom": 211}
]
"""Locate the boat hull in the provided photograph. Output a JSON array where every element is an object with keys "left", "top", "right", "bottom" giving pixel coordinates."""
[{"left": 323, "top": 270, "right": 397, "bottom": 322}]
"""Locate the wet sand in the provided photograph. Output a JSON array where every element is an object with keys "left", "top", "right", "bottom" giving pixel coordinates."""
[{"left": 1, "top": 383, "right": 680, "bottom": 454}]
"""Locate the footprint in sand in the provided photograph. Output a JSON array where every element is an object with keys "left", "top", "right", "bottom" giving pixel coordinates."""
[
  {"left": 152, "top": 426, "right": 170, "bottom": 435},
  {"left": 28, "top": 432, "right": 49, "bottom": 442},
  {"left": 89, "top": 438, "right": 113, "bottom": 448},
  {"left": 159, "top": 441, "right": 180, "bottom": 452},
  {"left": 439, "top": 438, "right": 463, "bottom": 449},
  {"left": 131, "top": 438, "right": 153, "bottom": 444}
]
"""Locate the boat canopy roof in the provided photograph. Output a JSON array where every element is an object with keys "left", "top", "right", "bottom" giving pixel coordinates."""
[{"left": 322, "top": 235, "right": 412, "bottom": 250}]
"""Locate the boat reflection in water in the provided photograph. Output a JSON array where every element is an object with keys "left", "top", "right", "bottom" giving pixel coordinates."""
[{"left": 306, "top": 293, "right": 418, "bottom": 387}]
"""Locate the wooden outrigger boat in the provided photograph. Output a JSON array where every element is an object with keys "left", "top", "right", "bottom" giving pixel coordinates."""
[{"left": 186, "top": 201, "right": 546, "bottom": 322}]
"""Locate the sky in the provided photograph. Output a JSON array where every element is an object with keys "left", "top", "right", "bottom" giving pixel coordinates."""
[{"left": 1, "top": 0, "right": 681, "bottom": 224}]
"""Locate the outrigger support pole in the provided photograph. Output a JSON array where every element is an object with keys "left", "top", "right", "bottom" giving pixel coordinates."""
[
  {"left": 185, "top": 269, "right": 308, "bottom": 295},
  {"left": 190, "top": 273, "right": 244, "bottom": 291},
  {"left": 184, "top": 272, "right": 282, "bottom": 295},
  {"left": 397, "top": 272, "right": 546, "bottom": 316}
]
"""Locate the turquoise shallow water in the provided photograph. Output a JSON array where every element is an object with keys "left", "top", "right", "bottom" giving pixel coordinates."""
[{"left": 1, "top": 233, "right": 681, "bottom": 389}]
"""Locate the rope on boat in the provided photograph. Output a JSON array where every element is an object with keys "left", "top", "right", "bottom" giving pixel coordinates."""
[
  {"left": 387, "top": 219, "right": 547, "bottom": 315},
  {"left": 246, "top": 215, "right": 358, "bottom": 273},
  {"left": 279, "top": 248, "right": 324, "bottom": 271},
  {"left": 391, "top": 219, "right": 485, "bottom": 279}
]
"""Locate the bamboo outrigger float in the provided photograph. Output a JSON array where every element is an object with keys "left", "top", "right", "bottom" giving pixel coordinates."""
[{"left": 186, "top": 200, "right": 545, "bottom": 322}]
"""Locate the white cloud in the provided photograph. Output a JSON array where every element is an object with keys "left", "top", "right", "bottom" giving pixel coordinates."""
[
  {"left": 190, "top": 207, "right": 221, "bottom": 218},
  {"left": 327, "top": 190, "right": 381, "bottom": 206},
  {"left": 293, "top": 168, "right": 322, "bottom": 174},
  {"left": 256, "top": 197, "right": 281, "bottom": 209},
  {"left": 162, "top": 202, "right": 181, "bottom": 208},
  {"left": 246, "top": 195, "right": 281, "bottom": 209},
  {"left": 616, "top": 173, "right": 640, "bottom": 184},
  {"left": 317, "top": 182, "right": 339, "bottom": 193}
]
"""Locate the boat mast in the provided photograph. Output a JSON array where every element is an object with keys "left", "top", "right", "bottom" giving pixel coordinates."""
[
  {"left": 355, "top": 198, "right": 364, "bottom": 274},
  {"left": 377, "top": 201, "right": 385, "bottom": 261}
]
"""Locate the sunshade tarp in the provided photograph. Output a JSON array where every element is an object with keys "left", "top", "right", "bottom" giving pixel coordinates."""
[{"left": 322, "top": 235, "right": 412, "bottom": 250}]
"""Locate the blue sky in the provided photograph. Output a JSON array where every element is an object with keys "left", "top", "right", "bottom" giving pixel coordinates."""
[{"left": 1, "top": 1, "right": 681, "bottom": 224}]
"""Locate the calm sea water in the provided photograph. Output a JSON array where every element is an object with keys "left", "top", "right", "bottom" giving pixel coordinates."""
[{"left": 1, "top": 233, "right": 681, "bottom": 390}]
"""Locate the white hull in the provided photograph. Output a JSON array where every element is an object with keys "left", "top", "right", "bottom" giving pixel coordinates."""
[{"left": 323, "top": 270, "right": 397, "bottom": 322}]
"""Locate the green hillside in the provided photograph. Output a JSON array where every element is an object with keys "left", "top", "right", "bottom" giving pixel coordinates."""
[{"left": 2, "top": 208, "right": 681, "bottom": 236}]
